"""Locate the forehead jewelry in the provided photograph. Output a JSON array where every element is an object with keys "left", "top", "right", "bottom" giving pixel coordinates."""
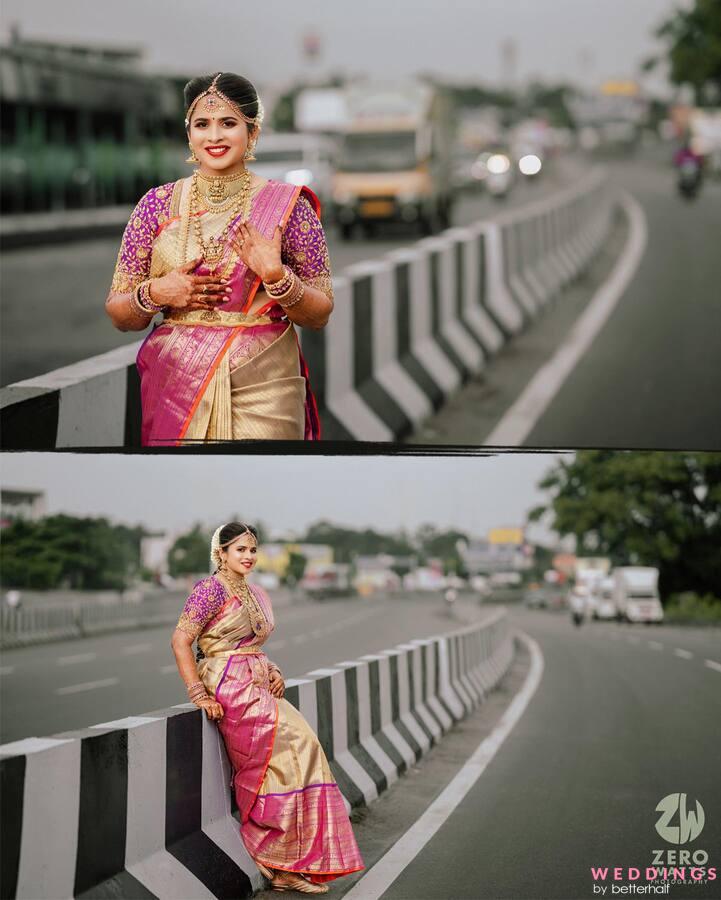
[{"left": 185, "top": 74, "right": 265, "bottom": 129}]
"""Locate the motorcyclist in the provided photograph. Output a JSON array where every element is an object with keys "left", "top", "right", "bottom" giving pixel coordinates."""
[
  {"left": 569, "top": 588, "right": 585, "bottom": 626},
  {"left": 674, "top": 137, "right": 704, "bottom": 197}
]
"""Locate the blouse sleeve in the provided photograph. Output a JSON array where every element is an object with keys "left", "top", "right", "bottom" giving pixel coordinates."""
[
  {"left": 175, "top": 577, "right": 226, "bottom": 639},
  {"left": 281, "top": 193, "right": 334, "bottom": 301},
  {"left": 110, "top": 184, "right": 173, "bottom": 293}
]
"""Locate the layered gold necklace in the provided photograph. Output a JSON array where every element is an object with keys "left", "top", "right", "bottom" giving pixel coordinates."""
[
  {"left": 196, "top": 170, "right": 249, "bottom": 210},
  {"left": 219, "top": 570, "right": 269, "bottom": 638},
  {"left": 188, "top": 169, "right": 252, "bottom": 269}
]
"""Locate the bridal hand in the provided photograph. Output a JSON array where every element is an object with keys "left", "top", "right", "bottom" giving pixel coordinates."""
[
  {"left": 197, "top": 697, "right": 225, "bottom": 721},
  {"left": 269, "top": 669, "right": 285, "bottom": 698},
  {"left": 150, "top": 258, "right": 231, "bottom": 311},
  {"left": 231, "top": 223, "right": 284, "bottom": 283}
]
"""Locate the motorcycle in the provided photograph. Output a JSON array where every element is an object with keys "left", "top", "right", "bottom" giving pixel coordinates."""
[{"left": 677, "top": 158, "right": 702, "bottom": 200}]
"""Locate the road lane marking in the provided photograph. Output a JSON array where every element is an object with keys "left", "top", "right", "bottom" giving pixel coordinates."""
[
  {"left": 160, "top": 664, "right": 177, "bottom": 674},
  {"left": 57, "top": 652, "right": 97, "bottom": 666},
  {"left": 627, "top": 635, "right": 640, "bottom": 644},
  {"left": 0, "top": 666, "right": 15, "bottom": 676},
  {"left": 344, "top": 631, "right": 544, "bottom": 900},
  {"left": 648, "top": 641, "right": 663, "bottom": 650},
  {"left": 292, "top": 634, "right": 308, "bottom": 645},
  {"left": 122, "top": 643, "right": 152, "bottom": 655},
  {"left": 485, "top": 192, "right": 648, "bottom": 446},
  {"left": 674, "top": 648, "right": 693, "bottom": 659},
  {"left": 55, "top": 677, "right": 119, "bottom": 695},
  {"left": 704, "top": 660, "right": 721, "bottom": 673}
]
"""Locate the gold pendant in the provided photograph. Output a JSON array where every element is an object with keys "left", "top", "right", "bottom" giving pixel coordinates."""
[
  {"left": 204, "top": 237, "right": 224, "bottom": 264},
  {"left": 208, "top": 177, "right": 228, "bottom": 204}
]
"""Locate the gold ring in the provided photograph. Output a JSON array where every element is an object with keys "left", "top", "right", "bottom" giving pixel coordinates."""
[{"left": 202, "top": 284, "right": 209, "bottom": 294}]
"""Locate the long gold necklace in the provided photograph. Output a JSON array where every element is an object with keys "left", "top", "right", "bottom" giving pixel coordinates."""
[
  {"left": 189, "top": 169, "right": 251, "bottom": 270},
  {"left": 220, "top": 570, "right": 268, "bottom": 637}
]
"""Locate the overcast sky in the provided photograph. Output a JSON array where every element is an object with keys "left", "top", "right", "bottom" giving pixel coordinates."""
[
  {"left": 1, "top": 452, "right": 569, "bottom": 541},
  {"left": 2, "top": 0, "right": 682, "bottom": 93}
]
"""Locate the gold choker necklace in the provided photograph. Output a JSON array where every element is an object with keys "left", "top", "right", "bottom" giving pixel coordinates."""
[{"left": 196, "top": 169, "right": 248, "bottom": 206}]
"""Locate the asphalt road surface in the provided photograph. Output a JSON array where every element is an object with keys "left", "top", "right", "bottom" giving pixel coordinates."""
[
  {"left": 0, "top": 158, "right": 581, "bottom": 386},
  {"left": 0, "top": 591, "right": 488, "bottom": 744},
  {"left": 331, "top": 607, "right": 721, "bottom": 900},
  {"left": 413, "top": 150, "right": 721, "bottom": 450}
]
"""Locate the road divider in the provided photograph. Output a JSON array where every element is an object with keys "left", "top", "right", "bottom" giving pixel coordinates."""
[
  {"left": 0, "top": 594, "right": 182, "bottom": 650},
  {"left": 0, "top": 610, "right": 513, "bottom": 899},
  {"left": 1, "top": 169, "right": 612, "bottom": 447}
]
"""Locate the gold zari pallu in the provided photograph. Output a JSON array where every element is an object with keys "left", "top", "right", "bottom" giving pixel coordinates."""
[{"left": 163, "top": 309, "right": 274, "bottom": 327}]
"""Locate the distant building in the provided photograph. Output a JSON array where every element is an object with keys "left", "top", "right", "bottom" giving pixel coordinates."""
[
  {"left": 0, "top": 32, "right": 189, "bottom": 211},
  {"left": 256, "top": 543, "right": 333, "bottom": 577},
  {"left": 459, "top": 527, "right": 532, "bottom": 574},
  {"left": 0, "top": 488, "right": 46, "bottom": 525},
  {"left": 140, "top": 533, "right": 175, "bottom": 577}
]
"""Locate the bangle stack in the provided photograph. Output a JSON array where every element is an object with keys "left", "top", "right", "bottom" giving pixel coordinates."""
[
  {"left": 130, "top": 280, "right": 165, "bottom": 317},
  {"left": 262, "top": 265, "right": 306, "bottom": 310},
  {"left": 187, "top": 680, "right": 210, "bottom": 706}
]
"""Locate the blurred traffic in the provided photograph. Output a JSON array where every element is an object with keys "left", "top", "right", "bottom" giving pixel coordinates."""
[
  {"left": 526, "top": 557, "right": 665, "bottom": 627},
  {"left": 3, "top": 26, "right": 721, "bottom": 233}
]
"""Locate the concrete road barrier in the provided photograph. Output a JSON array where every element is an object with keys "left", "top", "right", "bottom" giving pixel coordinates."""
[
  {"left": 1, "top": 169, "right": 612, "bottom": 447},
  {"left": 0, "top": 610, "right": 513, "bottom": 899}
]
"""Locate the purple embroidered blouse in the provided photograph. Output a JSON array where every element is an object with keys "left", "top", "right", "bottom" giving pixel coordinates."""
[
  {"left": 176, "top": 576, "right": 226, "bottom": 638},
  {"left": 110, "top": 182, "right": 333, "bottom": 300}
]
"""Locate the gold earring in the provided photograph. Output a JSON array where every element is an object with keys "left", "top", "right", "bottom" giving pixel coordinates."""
[
  {"left": 244, "top": 142, "right": 256, "bottom": 162},
  {"left": 186, "top": 142, "right": 199, "bottom": 164}
]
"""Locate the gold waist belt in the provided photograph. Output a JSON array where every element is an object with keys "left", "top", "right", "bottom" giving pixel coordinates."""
[
  {"left": 163, "top": 310, "right": 274, "bottom": 327},
  {"left": 205, "top": 646, "right": 264, "bottom": 659}
]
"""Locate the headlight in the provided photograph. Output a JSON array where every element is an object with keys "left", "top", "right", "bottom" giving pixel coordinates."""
[
  {"left": 487, "top": 154, "right": 510, "bottom": 175},
  {"left": 285, "top": 168, "right": 314, "bottom": 186},
  {"left": 519, "top": 154, "right": 542, "bottom": 176},
  {"left": 398, "top": 192, "right": 420, "bottom": 204}
]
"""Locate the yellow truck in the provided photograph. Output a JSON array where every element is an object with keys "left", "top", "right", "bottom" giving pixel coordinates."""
[{"left": 332, "top": 83, "right": 454, "bottom": 238}]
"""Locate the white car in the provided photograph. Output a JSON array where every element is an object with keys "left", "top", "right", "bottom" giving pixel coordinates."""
[{"left": 252, "top": 133, "right": 336, "bottom": 213}]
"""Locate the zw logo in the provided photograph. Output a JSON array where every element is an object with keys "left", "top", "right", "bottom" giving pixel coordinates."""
[{"left": 655, "top": 793, "right": 705, "bottom": 845}]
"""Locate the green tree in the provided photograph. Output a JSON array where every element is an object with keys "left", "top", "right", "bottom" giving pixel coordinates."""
[
  {"left": 0, "top": 515, "right": 144, "bottom": 590},
  {"left": 645, "top": 0, "right": 721, "bottom": 106},
  {"left": 168, "top": 524, "right": 211, "bottom": 577},
  {"left": 529, "top": 452, "right": 721, "bottom": 598},
  {"left": 285, "top": 552, "right": 307, "bottom": 586}
]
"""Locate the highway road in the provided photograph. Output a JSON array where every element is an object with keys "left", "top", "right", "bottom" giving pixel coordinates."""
[
  {"left": 412, "top": 150, "right": 721, "bottom": 450},
  {"left": 332, "top": 607, "right": 721, "bottom": 900},
  {"left": 0, "top": 158, "right": 581, "bottom": 386},
  {"left": 0, "top": 590, "right": 489, "bottom": 744}
]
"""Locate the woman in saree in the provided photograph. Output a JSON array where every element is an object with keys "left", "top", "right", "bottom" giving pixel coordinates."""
[
  {"left": 105, "top": 73, "right": 333, "bottom": 445},
  {"left": 170, "top": 522, "right": 364, "bottom": 894}
]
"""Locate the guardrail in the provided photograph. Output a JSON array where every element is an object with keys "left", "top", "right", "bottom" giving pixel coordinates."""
[
  {"left": 0, "top": 168, "right": 612, "bottom": 447},
  {"left": 0, "top": 595, "right": 183, "bottom": 650},
  {"left": 0, "top": 610, "right": 514, "bottom": 899}
]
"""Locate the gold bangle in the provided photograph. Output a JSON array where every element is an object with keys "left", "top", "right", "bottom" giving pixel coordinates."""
[
  {"left": 129, "top": 289, "right": 153, "bottom": 319},
  {"left": 278, "top": 280, "right": 305, "bottom": 309}
]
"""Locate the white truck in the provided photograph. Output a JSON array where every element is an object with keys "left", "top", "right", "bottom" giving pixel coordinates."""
[
  {"left": 613, "top": 567, "right": 664, "bottom": 624},
  {"left": 593, "top": 576, "right": 617, "bottom": 620}
]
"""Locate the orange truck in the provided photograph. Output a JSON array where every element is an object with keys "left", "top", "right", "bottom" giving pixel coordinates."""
[{"left": 332, "top": 82, "right": 454, "bottom": 238}]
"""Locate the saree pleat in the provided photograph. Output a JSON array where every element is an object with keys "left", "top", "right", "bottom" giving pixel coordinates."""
[{"left": 185, "top": 576, "right": 363, "bottom": 883}]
